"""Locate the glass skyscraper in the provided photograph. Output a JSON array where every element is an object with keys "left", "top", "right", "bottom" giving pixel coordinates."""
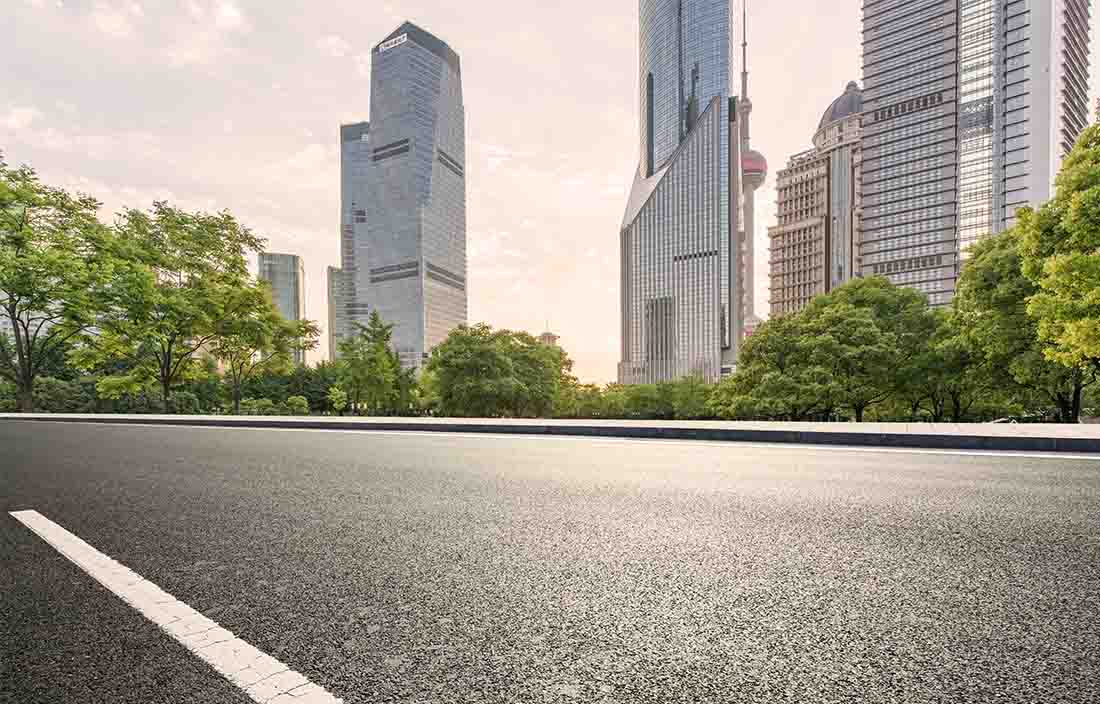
[
  {"left": 258, "top": 253, "right": 307, "bottom": 365},
  {"left": 861, "top": 0, "right": 1091, "bottom": 305},
  {"left": 619, "top": 0, "right": 743, "bottom": 384},
  {"left": 333, "top": 21, "right": 467, "bottom": 368}
]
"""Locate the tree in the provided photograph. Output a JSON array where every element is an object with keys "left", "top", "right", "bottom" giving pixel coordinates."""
[
  {"left": 285, "top": 395, "right": 310, "bottom": 416},
  {"left": 955, "top": 229, "right": 1096, "bottom": 422},
  {"left": 326, "top": 385, "right": 348, "bottom": 416},
  {"left": 708, "top": 313, "right": 835, "bottom": 420},
  {"left": 338, "top": 311, "right": 399, "bottom": 416},
  {"left": 84, "top": 202, "right": 264, "bottom": 412},
  {"left": 211, "top": 285, "right": 319, "bottom": 414},
  {"left": 1017, "top": 124, "right": 1100, "bottom": 370},
  {"left": 426, "top": 324, "right": 518, "bottom": 417},
  {"left": 0, "top": 158, "right": 115, "bottom": 411},
  {"left": 804, "top": 303, "right": 897, "bottom": 422}
]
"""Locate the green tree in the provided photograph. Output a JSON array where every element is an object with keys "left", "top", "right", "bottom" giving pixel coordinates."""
[
  {"left": 1015, "top": 125, "right": 1100, "bottom": 374},
  {"left": 708, "top": 313, "right": 834, "bottom": 420},
  {"left": 338, "top": 311, "right": 399, "bottom": 415},
  {"left": 326, "top": 385, "right": 348, "bottom": 416},
  {"left": 85, "top": 203, "right": 264, "bottom": 412},
  {"left": 0, "top": 158, "right": 116, "bottom": 411},
  {"left": 211, "top": 285, "right": 319, "bottom": 414},
  {"left": 284, "top": 395, "right": 310, "bottom": 416},
  {"left": 426, "top": 324, "right": 519, "bottom": 417},
  {"left": 956, "top": 229, "right": 1096, "bottom": 422}
]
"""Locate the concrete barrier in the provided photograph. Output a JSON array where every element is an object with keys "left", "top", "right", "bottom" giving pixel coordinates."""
[{"left": 3, "top": 414, "right": 1099, "bottom": 453}]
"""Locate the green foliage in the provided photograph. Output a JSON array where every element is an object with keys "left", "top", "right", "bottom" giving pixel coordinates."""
[
  {"left": 1017, "top": 124, "right": 1100, "bottom": 367},
  {"left": 168, "top": 390, "right": 201, "bottom": 415},
  {"left": 338, "top": 311, "right": 400, "bottom": 416},
  {"left": 239, "top": 397, "right": 278, "bottom": 416},
  {"left": 284, "top": 395, "right": 310, "bottom": 416},
  {"left": 0, "top": 157, "right": 116, "bottom": 411},
  {"left": 427, "top": 324, "right": 573, "bottom": 418},
  {"left": 955, "top": 229, "right": 1096, "bottom": 422},
  {"left": 325, "top": 385, "right": 348, "bottom": 416},
  {"left": 211, "top": 283, "right": 319, "bottom": 414},
  {"left": 83, "top": 202, "right": 264, "bottom": 411}
]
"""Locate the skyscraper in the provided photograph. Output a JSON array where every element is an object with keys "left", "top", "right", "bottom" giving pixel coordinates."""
[
  {"left": 334, "top": 22, "right": 467, "bottom": 369},
  {"left": 258, "top": 252, "right": 306, "bottom": 364},
  {"left": 769, "top": 82, "right": 864, "bottom": 317},
  {"left": 619, "top": 0, "right": 743, "bottom": 384},
  {"left": 861, "top": 0, "right": 1091, "bottom": 305}
]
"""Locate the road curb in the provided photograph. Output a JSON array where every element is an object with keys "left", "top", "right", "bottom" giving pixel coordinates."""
[{"left": 3, "top": 415, "right": 1098, "bottom": 453}]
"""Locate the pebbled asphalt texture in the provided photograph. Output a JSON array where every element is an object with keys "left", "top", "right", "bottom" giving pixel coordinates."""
[{"left": 2, "top": 421, "right": 1099, "bottom": 703}]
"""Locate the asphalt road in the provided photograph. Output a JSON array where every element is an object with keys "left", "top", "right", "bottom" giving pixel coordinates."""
[{"left": 2, "top": 421, "right": 1098, "bottom": 703}]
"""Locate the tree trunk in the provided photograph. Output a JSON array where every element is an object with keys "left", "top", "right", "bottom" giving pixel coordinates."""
[
  {"left": 854, "top": 406, "right": 865, "bottom": 423},
  {"left": 1071, "top": 382, "right": 1084, "bottom": 424},
  {"left": 233, "top": 385, "right": 242, "bottom": 415},
  {"left": 161, "top": 378, "right": 172, "bottom": 414},
  {"left": 18, "top": 386, "right": 33, "bottom": 413}
]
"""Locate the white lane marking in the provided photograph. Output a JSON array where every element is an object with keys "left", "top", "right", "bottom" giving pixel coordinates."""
[
  {"left": 9, "top": 510, "right": 342, "bottom": 704},
  {"left": 13, "top": 420, "right": 1100, "bottom": 461}
]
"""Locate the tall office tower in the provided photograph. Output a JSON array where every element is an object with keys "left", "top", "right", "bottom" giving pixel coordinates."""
[
  {"left": 737, "top": 2, "right": 766, "bottom": 338},
  {"left": 619, "top": 0, "right": 743, "bottom": 384},
  {"left": 861, "top": 0, "right": 1091, "bottom": 306},
  {"left": 258, "top": 253, "right": 306, "bottom": 364},
  {"left": 346, "top": 21, "right": 468, "bottom": 370},
  {"left": 769, "top": 82, "right": 864, "bottom": 317}
]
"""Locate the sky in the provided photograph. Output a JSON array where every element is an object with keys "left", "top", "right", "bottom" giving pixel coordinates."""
[{"left": 2, "top": 0, "right": 1099, "bottom": 382}]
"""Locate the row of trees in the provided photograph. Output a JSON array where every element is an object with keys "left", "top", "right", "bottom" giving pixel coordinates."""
[
  {"left": 1, "top": 155, "right": 320, "bottom": 413},
  {"left": 4, "top": 125, "right": 1099, "bottom": 421}
]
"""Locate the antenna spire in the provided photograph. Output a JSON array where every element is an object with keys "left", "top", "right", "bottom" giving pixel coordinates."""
[{"left": 740, "top": 1, "right": 749, "bottom": 100}]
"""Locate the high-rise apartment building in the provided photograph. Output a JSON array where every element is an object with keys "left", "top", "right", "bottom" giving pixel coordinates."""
[
  {"left": 770, "top": 82, "right": 864, "bottom": 316},
  {"left": 619, "top": 0, "right": 745, "bottom": 384},
  {"left": 334, "top": 22, "right": 467, "bottom": 369},
  {"left": 861, "top": 0, "right": 1091, "bottom": 305},
  {"left": 258, "top": 252, "right": 306, "bottom": 364}
]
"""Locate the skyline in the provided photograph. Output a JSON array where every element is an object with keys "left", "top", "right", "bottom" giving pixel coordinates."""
[{"left": 3, "top": 0, "right": 1099, "bottom": 382}]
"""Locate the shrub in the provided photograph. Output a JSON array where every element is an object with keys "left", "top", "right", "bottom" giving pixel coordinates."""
[{"left": 285, "top": 395, "right": 310, "bottom": 416}]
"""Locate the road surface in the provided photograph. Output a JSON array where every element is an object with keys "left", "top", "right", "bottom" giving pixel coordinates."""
[{"left": 2, "top": 421, "right": 1098, "bottom": 703}]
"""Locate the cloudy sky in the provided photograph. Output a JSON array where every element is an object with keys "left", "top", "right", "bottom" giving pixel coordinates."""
[{"left": 3, "top": 1, "right": 1099, "bottom": 381}]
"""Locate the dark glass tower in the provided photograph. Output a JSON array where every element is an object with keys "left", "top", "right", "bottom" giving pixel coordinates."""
[{"left": 619, "top": 0, "right": 742, "bottom": 384}]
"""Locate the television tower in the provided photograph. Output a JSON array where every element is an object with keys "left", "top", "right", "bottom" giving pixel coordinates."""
[{"left": 738, "top": 0, "right": 767, "bottom": 337}]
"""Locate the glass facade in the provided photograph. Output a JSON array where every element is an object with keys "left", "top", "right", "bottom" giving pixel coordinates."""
[
  {"left": 340, "top": 22, "right": 467, "bottom": 369},
  {"left": 861, "top": 0, "right": 960, "bottom": 306},
  {"left": 258, "top": 253, "right": 306, "bottom": 364},
  {"left": 620, "top": 0, "right": 737, "bottom": 385},
  {"left": 335, "top": 121, "right": 371, "bottom": 354},
  {"left": 861, "top": 0, "right": 1092, "bottom": 305}
]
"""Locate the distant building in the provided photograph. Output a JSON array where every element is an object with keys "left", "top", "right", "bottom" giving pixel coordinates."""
[
  {"left": 538, "top": 331, "right": 560, "bottom": 348},
  {"left": 339, "top": 21, "right": 467, "bottom": 371},
  {"left": 769, "top": 82, "right": 863, "bottom": 317},
  {"left": 327, "top": 265, "right": 349, "bottom": 361},
  {"left": 861, "top": 0, "right": 1091, "bottom": 305},
  {"left": 258, "top": 252, "right": 306, "bottom": 364}
]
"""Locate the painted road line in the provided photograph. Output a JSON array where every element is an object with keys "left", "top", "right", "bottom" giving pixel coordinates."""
[{"left": 9, "top": 510, "right": 342, "bottom": 704}]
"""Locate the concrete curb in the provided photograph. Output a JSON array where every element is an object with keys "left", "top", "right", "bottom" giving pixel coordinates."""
[{"left": 3, "top": 414, "right": 1099, "bottom": 453}]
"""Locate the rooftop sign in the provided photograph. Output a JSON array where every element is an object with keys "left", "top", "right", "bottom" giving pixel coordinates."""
[{"left": 378, "top": 34, "right": 407, "bottom": 52}]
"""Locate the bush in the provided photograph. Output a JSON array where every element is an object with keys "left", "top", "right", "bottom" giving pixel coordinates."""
[
  {"left": 239, "top": 398, "right": 278, "bottom": 416},
  {"left": 168, "top": 391, "right": 201, "bottom": 415},
  {"left": 284, "top": 395, "right": 310, "bottom": 416}
]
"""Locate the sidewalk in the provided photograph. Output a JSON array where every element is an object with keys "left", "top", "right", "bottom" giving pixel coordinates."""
[{"left": 3, "top": 414, "right": 1098, "bottom": 453}]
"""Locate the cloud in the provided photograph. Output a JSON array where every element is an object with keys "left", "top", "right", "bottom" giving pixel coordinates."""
[
  {"left": 1, "top": 106, "right": 42, "bottom": 130},
  {"left": 164, "top": 1, "right": 250, "bottom": 66},
  {"left": 90, "top": 1, "right": 144, "bottom": 38},
  {"left": 316, "top": 35, "right": 351, "bottom": 58}
]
